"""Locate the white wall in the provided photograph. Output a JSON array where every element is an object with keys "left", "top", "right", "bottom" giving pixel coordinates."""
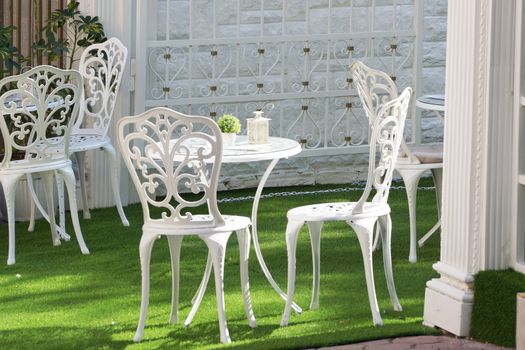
[{"left": 83, "top": 0, "right": 448, "bottom": 206}]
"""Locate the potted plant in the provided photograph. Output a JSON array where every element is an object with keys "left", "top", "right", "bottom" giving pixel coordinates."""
[{"left": 217, "top": 114, "right": 241, "bottom": 147}]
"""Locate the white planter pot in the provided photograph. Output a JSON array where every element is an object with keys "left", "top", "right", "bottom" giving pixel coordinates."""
[
  {"left": 0, "top": 175, "right": 57, "bottom": 222},
  {"left": 222, "top": 133, "right": 237, "bottom": 147},
  {"left": 518, "top": 293, "right": 525, "bottom": 350}
]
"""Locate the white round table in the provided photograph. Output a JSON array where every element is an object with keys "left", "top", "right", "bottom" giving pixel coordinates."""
[
  {"left": 414, "top": 94, "right": 444, "bottom": 248},
  {"left": 416, "top": 94, "right": 445, "bottom": 116},
  {"left": 169, "top": 135, "right": 303, "bottom": 313},
  {"left": 222, "top": 136, "right": 303, "bottom": 312}
]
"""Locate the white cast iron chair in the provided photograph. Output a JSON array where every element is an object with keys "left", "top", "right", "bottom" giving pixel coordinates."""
[
  {"left": 280, "top": 87, "right": 412, "bottom": 327},
  {"left": 351, "top": 61, "right": 443, "bottom": 263},
  {"left": 0, "top": 66, "right": 89, "bottom": 265},
  {"left": 117, "top": 107, "right": 256, "bottom": 344},
  {"left": 31, "top": 38, "right": 129, "bottom": 231}
]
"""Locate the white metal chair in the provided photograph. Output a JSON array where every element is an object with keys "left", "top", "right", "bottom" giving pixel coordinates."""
[
  {"left": 0, "top": 65, "right": 89, "bottom": 265},
  {"left": 351, "top": 60, "right": 443, "bottom": 263},
  {"left": 117, "top": 107, "right": 256, "bottom": 344},
  {"left": 35, "top": 38, "right": 129, "bottom": 231},
  {"left": 280, "top": 87, "right": 412, "bottom": 327}
]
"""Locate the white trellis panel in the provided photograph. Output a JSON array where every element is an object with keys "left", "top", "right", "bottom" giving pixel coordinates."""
[{"left": 135, "top": 0, "right": 422, "bottom": 156}]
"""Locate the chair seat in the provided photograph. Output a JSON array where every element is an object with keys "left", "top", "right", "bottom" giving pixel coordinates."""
[
  {"left": 143, "top": 215, "right": 251, "bottom": 235},
  {"left": 69, "top": 134, "right": 109, "bottom": 152},
  {"left": 408, "top": 144, "right": 443, "bottom": 164},
  {"left": 287, "top": 201, "right": 390, "bottom": 222},
  {"left": 0, "top": 158, "right": 71, "bottom": 175}
]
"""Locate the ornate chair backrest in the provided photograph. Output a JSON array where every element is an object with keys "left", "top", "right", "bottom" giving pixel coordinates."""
[
  {"left": 0, "top": 65, "right": 82, "bottom": 169},
  {"left": 351, "top": 60, "right": 415, "bottom": 162},
  {"left": 74, "top": 37, "right": 128, "bottom": 137},
  {"left": 353, "top": 87, "right": 412, "bottom": 213},
  {"left": 118, "top": 107, "right": 225, "bottom": 228}
]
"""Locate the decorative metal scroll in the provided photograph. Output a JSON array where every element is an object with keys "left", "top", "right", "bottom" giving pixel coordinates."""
[
  {"left": 0, "top": 66, "right": 82, "bottom": 168},
  {"left": 139, "top": 0, "right": 417, "bottom": 152}
]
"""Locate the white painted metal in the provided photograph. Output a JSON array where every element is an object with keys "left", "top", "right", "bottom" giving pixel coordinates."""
[
  {"left": 513, "top": 0, "right": 525, "bottom": 274},
  {"left": 351, "top": 60, "right": 443, "bottom": 262},
  {"left": 78, "top": 0, "right": 135, "bottom": 209},
  {"left": 280, "top": 87, "right": 412, "bottom": 327},
  {"left": 0, "top": 66, "right": 89, "bottom": 265},
  {"left": 117, "top": 107, "right": 256, "bottom": 344},
  {"left": 135, "top": 0, "right": 420, "bottom": 155},
  {"left": 150, "top": 134, "right": 303, "bottom": 314},
  {"left": 70, "top": 37, "right": 129, "bottom": 225}
]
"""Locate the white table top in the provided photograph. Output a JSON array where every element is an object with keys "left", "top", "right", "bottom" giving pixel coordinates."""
[
  {"left": 222, "top": 136, "right": 301, "bottom": 163},
  {"left": 416, "top": 94, "right": 445, "bottom": 112},
  {"left": 153, "top": 135, "right": 302, "bottom": 164}
]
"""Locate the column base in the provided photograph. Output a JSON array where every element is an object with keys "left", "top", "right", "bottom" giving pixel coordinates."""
[{"left": 423, "top": 278, "right": 473, "bottom": 336}]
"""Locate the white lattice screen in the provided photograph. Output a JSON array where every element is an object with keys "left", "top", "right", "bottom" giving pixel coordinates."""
[{"left": 135, "top": 0, "right": 421, "bottom": 155}]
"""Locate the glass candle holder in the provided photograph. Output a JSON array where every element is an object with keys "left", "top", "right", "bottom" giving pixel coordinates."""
[{"left": 247, "top": 110, "right": 270, "bottom": 144}]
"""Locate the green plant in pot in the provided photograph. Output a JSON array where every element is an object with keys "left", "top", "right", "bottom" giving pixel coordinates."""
[{"left": 217, "top": 114, "right": 241, "bottom": 147}]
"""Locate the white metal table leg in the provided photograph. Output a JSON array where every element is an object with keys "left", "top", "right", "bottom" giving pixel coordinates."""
[
  {"left": 417, "top": 168, "right": 443, "bottom": 247},
  {"left": 252, "top": 158, "right": 302, "bottom": 314},
  {"left": 418, "top": 220, "right": 441, "bottom": 247}
]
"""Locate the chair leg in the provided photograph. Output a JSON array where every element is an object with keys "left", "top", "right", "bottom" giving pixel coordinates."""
[
  {"left": 2, "top": 174, "right": 23, "bottom": 265},
  {"left": 101, "top": 143, "right": 129, "bottom": 227},
  {"left": 41, "top": 172, "right": 59, "bottom": 247},
  {"left": 378, "top": 214, "right": 402, "bottom": 312},
  {"left": 55, "top": 171, "right": 66, "bottom": 232},
  {"left": 167, "top": 235, "right": 183, "bottom": 324},
  {"left": 57, "top": 166, "right": 89, "bottom": 255},
  {"left": 236, "top": 227, "right": 257, "bottom": 328},
  {"left": 307, "top": 221, "right": 323, "bottom": 310},
  {"left": 134, "top": 232, "right": 158, "bottom": 342},
  {"left": 396, "top": 168, "right": 425, "bottom": 263},
  {"left": 349, "top": 217, "right": 382, "bottom": 326},
  {"left": 431, "top": 168, "right": 443, "bottom": 217},
  {"left": 200, "top": 232, "right": 232, "bottom": 344},
  {"left": 74, "top": 151, "right": 91, "bottom": 220},
  {"left": 280, "top": 219, "right": 304, "bottom": 326},
  {"left": 184, "top": 252, "right": 212, "bottom": 328},
  {"left": 28, "top": 175, "right": 36, "bottom": 233},
  {"left": 372, "top": 221, "right": 382, "bottom": 252}
]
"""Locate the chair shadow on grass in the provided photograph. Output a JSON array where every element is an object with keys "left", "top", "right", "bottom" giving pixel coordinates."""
[
  {"left": 0, "top": 181, "right": 441, "bottom": 350},
  {"left": 0, "top": 326, "right": 134, "bottom": 350}
]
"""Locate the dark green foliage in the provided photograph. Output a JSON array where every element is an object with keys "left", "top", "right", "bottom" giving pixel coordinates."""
[
  {"left": 0, "top": 25, "right": 26, "bottom": 80},
  {"left": 471, "top": 269, "right": 525, "bottom": 348},
  {"left": 33, "top": 0, "right": 106, "bottom": 69}
]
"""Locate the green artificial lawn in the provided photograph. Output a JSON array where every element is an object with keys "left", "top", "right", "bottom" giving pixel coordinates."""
[
  {"left": 0, "top": 179, "right": 442, "bottom": 350},
  {"left": 471, "top": 269, "right": 525, "bottom": 348}
]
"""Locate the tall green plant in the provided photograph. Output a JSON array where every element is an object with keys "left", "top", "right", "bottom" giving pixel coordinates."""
[
  {"left": 0, "top": 25, "right": 25, "bottom": 80},
  {"left": 33, "top": 0, "right": 106, "bottom": 70}
]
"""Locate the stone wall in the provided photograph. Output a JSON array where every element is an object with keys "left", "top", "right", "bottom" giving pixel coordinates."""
[
  {"left": 150, "top": 0, "right": 448, "bottom": 191},
  {"left": 220, "top": 1, "right": 447, "bottom": 191},
  {"left": 420, "top": 0, "right": 447, "bottom": 144}
]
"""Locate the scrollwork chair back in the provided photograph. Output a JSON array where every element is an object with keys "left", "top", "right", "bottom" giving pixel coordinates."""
[
  {"left": 351, "top": 60, "right": 415, "bottom": 162},
  {"left": 118, "top": 107, "right": 225, "bottom": 228},
  {"left": 354, "top": 87, "right": 412, "bottom": 213},
  {"left": 74, "top": 37, "right": 128, "bottom": 137},
  {"left": 0, "top": 65, "right": 82, "bottom": 169}
]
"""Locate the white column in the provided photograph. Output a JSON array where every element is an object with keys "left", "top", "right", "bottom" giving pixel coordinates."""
[
  {"left": 423, "top": 0, "right": 516, "bottom": 336},
  {"left": 78, "top": 0, "right": 135, "bottom": 207}
]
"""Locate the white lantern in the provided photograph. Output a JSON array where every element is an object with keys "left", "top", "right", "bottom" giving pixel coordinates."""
[{"left": 247, "top": 110, "right": 270, "bottom": 144}]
